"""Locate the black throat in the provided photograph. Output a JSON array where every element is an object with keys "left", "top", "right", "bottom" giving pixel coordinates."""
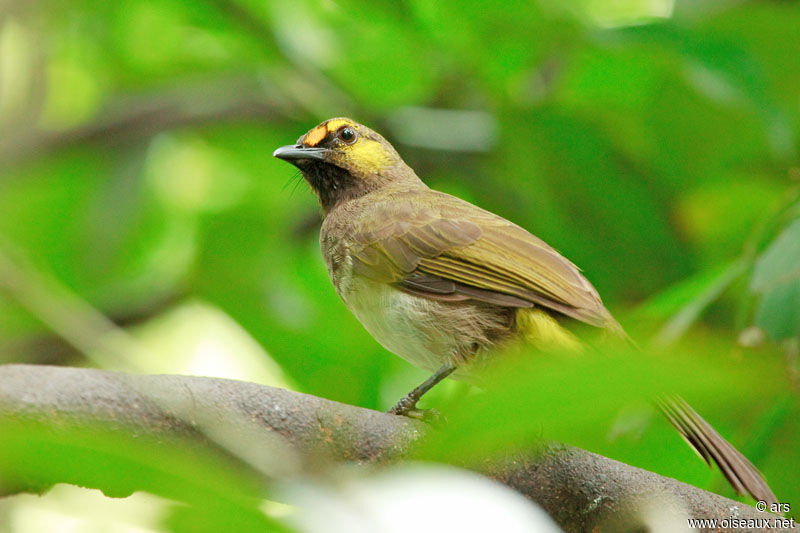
[{"left": 300, "top": 161, "right": 371, "bottom": 213}]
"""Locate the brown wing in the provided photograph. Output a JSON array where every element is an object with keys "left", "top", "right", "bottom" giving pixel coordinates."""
[{"left": 349, "top": 189, "right": 617, "bottom": 329}]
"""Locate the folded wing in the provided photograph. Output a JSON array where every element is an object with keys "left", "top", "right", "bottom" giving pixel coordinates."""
[{"left": 349, "top": 189, "right": 618, "bottom": 330}]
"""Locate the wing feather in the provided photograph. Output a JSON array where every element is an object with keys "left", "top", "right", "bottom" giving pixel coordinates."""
[{"left": 349, "top": 190, "right": 615, "bottom": 328}]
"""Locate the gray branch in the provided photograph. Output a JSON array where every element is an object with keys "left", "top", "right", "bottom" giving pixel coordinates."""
[{"left": 0, "top": 364, "right": 791, "bottom": 533}]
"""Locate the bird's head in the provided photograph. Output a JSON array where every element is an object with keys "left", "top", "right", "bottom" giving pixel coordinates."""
[{"left": 273, "top": 118, "right": 419, "bottom": 212}]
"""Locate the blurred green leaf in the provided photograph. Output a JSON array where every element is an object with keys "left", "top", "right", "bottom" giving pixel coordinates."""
[
  {"left": 644, "top": 258, "right": 748, "bottom": 345},
  {"left": 755, "top": 281, "right": 800, "bottom": 342},
  {"left": 751, "top": 218, "right": 800, "bottom": 341},
  {"left": 0, "top": 419, "right": 280, "bottom": 532},
  {"left": 751, "top": 218, "right": 800, "bottom": 293},
  {"left": 414, "top": 339, "right": 785, "bottom": 496}
]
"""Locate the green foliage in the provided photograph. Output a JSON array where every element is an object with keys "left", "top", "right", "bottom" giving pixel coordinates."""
[
  {"left": 417, "top": 340, "right": 789, "bottom": 491},
  {"left": 1, "top": 0, "right": 799, "bottom": 528},
  {"left": 752, "top": 218, "right": 800, "bottom": 341},
  {"left": 0, "top": 419, "right": 289, "bottom": 532}
]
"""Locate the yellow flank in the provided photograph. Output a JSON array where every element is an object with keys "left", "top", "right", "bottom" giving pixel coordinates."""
[{"left": 516, "top": 308, "right": 583, "bottom": 352}]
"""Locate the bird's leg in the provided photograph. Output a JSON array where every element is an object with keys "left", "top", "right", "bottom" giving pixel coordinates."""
[{"left": 389, "top": 362, "right": 457, "bottom": 417}]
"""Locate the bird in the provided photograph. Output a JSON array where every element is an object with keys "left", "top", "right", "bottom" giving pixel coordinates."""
[{"left": 273, "top": 116, "right": 776, "bottom": 503}]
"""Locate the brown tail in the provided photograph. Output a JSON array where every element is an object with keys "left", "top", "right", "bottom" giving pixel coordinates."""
[
  {"left": 599, "top": 317, "right": 773, "bottom": 501},
  {"left": 657, "top": 395, "right": 776, "bottom": 503}
]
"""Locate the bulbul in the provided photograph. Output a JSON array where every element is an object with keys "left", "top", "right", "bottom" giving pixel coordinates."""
[{"left": 274, "top": 117, "right": 775, "bottom": 502}]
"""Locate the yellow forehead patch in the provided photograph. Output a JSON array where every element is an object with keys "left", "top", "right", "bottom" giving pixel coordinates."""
[
  {"left": 304, "top": 125, "right": 327, "bottom": 147},
  {"left": 325, "top": 119, "right": 350, "bottom": 132},
  {"left": 304, "top": 119, "right": 353, "bottom": 147}
]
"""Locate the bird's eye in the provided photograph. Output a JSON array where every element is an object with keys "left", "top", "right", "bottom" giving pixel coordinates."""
[{"left": 337, "top": 126, "right": 358, "bottom": 144}]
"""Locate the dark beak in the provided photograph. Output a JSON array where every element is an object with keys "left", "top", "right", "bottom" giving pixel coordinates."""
[{"left": 273, "top": 145, "right": 329, "bottom": 162}]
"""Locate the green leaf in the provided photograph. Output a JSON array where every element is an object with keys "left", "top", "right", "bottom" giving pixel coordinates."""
[
  {"left": 755, "top": 280, "right": 800, "bottom": 341},
  {"left": 751, "top": 218, "right": 800, "bottom": 341},
  {"left": 414, "top": 340, "right": 784, "bottom": 496},
  {"left": 648, "top": 258, "right": 748, "bottom": 345},
  {"left": 751, "top": 218, "right": 800, "bottom": 293},
  {"left": 0, "top": 419, "right": 278, "bottom": 532}
]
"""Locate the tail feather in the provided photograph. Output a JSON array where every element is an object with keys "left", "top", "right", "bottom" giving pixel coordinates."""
[
  {"left": 657, "top": 396, "right": 776, "bottom": 504},
  {"left": 530, "top": 310, "right": 775, "bottom": 503}
]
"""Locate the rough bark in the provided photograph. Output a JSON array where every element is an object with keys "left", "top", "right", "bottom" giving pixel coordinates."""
[{"left": 0, "top": 364, "right": 792, "bottom": 532}]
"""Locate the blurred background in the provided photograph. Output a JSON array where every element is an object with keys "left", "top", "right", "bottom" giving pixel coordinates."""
[{"left": 0, "top": 0, "right": 798, "bottom": 530}]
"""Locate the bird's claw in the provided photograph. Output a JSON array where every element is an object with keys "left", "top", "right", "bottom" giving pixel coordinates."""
[{"left": 388, "top": 402, "right": 444, "bottom": 425}]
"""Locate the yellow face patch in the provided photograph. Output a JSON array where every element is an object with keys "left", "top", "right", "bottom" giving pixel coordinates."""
[
  {"left": 304, "top": 119, "right": 353, "bottom": 147},
  {"left": 348, "top": 140, "right": 393, "bottom": 173}
]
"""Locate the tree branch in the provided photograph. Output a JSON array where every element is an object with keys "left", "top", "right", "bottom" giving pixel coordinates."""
[
  {"left": 0, "top": 364, "right": 791, "bottom": 532},
  {"left": 0, "top": 75, "right": 296, "bottom": 171}
]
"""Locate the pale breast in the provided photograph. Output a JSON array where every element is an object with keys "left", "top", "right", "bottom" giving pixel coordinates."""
[
  {"left": 344, "top": 274, "right": 462, "bottom": 371},
  {"left": 320, "top": 230, "right": 446, "bottom": 371},
  {"left": 319, "top": 201, "right": 516, "bottom": 375},
  {"left": 324, "top": 251, "right": 514, "bottom": 374}
]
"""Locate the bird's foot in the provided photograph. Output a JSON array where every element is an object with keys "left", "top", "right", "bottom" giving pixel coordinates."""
[
  {"left": 388, "top": 394, "right": 419, "bottom": 416},
  {"left": 388, "top": 398, "right": 443, "bottom": 424},
  {"left": 387, "top": 362, "right": 456, "bottom": 423}
]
